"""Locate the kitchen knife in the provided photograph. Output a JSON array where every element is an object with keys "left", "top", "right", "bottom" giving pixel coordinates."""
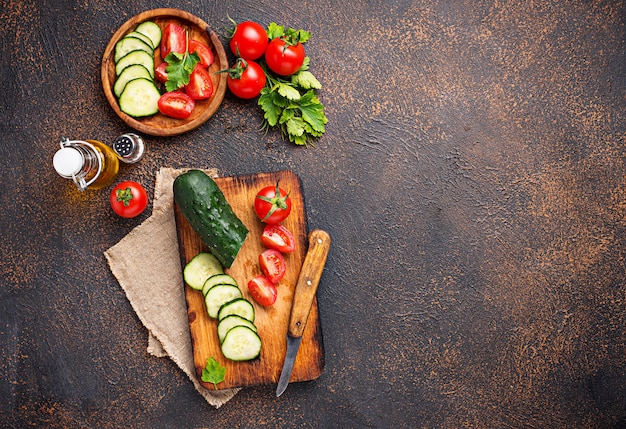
[{"left": 276, "top": 229, "right": 331, "bottom": 397}]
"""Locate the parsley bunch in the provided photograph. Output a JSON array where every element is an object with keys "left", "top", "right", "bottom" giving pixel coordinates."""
[{"left": 258, "top": 23, "right": 328, "bottom": 146}]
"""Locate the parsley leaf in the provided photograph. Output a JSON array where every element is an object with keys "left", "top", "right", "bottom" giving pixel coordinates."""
[
  {"left": 201, "top": 356, "right": 226, "bottom": 390},
  {"left": 163, "top": 32, "right": 201, "bottom": 92}
]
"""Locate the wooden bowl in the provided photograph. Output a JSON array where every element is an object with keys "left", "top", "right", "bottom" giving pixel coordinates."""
[{"left": 101, "top": 8, "right": 228, "bottom": 136}]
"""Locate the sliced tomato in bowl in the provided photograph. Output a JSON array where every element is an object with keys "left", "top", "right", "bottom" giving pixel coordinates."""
[
  {"left": 160, "top": 22, "right": 186, "bottom": 59},
  {"left": 261, "top": 224, "right": 295, "bottom": 253},
  {"left": 185, "top": 65, "right": 214, "bottom": 100},
  {"left": 189, "top": 39, "right": 214, "bottom": 68},
  {"left": 158, "top": 91, "right": 195, "bottom": 119}
]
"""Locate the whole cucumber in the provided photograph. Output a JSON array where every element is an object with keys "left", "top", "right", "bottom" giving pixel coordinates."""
[{"left": 173, "top": 170, "right": 249, "bottom": 268}]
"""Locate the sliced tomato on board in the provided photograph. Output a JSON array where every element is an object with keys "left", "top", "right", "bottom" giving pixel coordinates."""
[
  {"left": 259, "top": 249, "right": 287, "bottom": 284},
  {"left": 157, "top": 91, "right": 195, "bottom": 119},
  {"left": 247, "top": 276, "right": 277, "bottom": 306},
  {"left": 261, "top": 224, "right": 296, "bottom": 253},
  {"left": 185, "top": 65, "right": 213, "bottom": 100}
]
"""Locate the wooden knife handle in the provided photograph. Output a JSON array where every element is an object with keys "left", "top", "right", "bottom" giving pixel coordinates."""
[{"left": 288, "top": 229, "right": 331, "bottom": 338}]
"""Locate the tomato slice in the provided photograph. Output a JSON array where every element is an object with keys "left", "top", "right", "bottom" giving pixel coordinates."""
[
  {"left": 160, "top": 23, "right": 186, "bottom": 59},
  {"left": 259, "top": 249, "right": 287, "bottom": 284},
  {"left": 189, "top": 39, "right": 214, "bottom": 68},
  {"left": 247, "top": 276, "right": 277, "bottom": 306},
  {"left": 157, "top": 91, "right": 195, "bottom": 119},
  {"left": 185, "top": 65, "right": 213, "bottom": 100},
  {"left": 261, "top": 224, "right": 296, "bottom": 253},
  {"left": 155, "top": 62, "right": 168, "bottom": 83}
]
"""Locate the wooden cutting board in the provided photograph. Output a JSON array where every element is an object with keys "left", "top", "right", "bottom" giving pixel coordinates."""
[{"left": 174, "top": 170, "right": 324, "bottom": 390}]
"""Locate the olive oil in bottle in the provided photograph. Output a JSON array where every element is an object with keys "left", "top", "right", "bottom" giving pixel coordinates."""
[{"left": 53, "top": 137, "right": 120, "bottom": 191}]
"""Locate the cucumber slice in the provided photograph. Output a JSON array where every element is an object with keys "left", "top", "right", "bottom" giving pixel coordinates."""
[
  {"left": 135, "top": 21, "right": 162, "bottom": 50},
  {"left": 114, "top": 64, "right": 152, "bottom": 98},
  {"left": 118, "top": 78, "right": 161, "bottom": 118},
  {"left": 115, "top": 50, "right": 155, "bottom": 77},
  {"left": 217, "top": 298, "right": 255, "bottom": 323},
  {"left": 217, "top": 315, "right": 257, "bottom": 343},
  {"left": 114, "top": 36, "right": 153, "bottom": 62},
  {"left": 202, "top": 273, "right": 238, "bottom": 296},
  {"left": 221, "top": 326, "right": 262, "bottom": 361},
  {"left": 205, "top": 285, "right": 242, "bottom": 319},
  {"left": 125, "top": 31, "right": 155, "bottom": 50},
  {"left": 183, "top": 252, "right": 224, "bottom": 291}
]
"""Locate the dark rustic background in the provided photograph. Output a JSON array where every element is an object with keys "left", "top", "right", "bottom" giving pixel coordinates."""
[{"left": 1, "top": 0, "right": 625, "bottom": 428}]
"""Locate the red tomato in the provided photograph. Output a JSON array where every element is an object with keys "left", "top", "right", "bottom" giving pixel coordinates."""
[
  {"left": 158, "top": 91, "right": 195, "bottom": 119},
  {"left": 229, "top": 21, "right": 268, "bottom": 60},
  {"left": 160, "top": 23, "right": 186, "bottom": 59},
  {"left": 259, "top": 249, "right": 287, "bottom": 283},
  {"left": 110, "top": 181, "right": 148, "bottom": 218},
  {"left": 265, "top": 38, "right": 305, "bottom": 76},
  {"left": 185, "top": 65, "right": 213, "bottom": 100},
  {"left": 254, "top": 181, "right": 292, "bottom": 223},
  {"left": 189, "top": 39, "right": 214, "bottom": 68},
  {"left": 261, "top": 224, "right": 296, "bottom": 253},
  {"left": 226, "top": 58, "right": 266, "bottom": 99},
  {"left": 155, "top": 62, "right": 168, "bottom": 83},
  {"left": 248, "top": 276, "right": 277, "bottom": 306}
]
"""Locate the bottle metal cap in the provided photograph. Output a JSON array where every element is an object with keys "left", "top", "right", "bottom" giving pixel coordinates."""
[{"left": 53, "top": 147, "right": 83, "bottom": 177}]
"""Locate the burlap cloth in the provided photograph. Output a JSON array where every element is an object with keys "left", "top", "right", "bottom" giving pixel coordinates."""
[{"left": 104, "top": 167, "right": 239, "bottom": 408}]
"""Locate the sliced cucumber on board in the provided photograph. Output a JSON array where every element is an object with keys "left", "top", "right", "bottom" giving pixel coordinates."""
[
  {"left": 221, "top": 326, "right": 262, "bottom": 361},
  {"left": 205, "top": 285, "right": 243, "bottom": 319},
  {"left": 217, "top": 298, "right": 256, "bottom": 323},
  {"left": 202, "top": 273, "right": 238, "bottom": 296},
  {"left": 183, "top": 252, "right": 224, "bottom": 290},
  {"left": 217, "top": 315, "right": 257, "bottom": 344}
]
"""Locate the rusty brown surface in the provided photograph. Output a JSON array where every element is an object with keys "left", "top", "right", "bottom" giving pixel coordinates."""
[{"left": 1, "top": 0, "right": 625, "bottom": 428}]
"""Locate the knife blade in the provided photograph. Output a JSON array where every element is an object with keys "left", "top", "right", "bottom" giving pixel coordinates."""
[{"left": 276, "top": 229, "right": 331, "bottom": 397}]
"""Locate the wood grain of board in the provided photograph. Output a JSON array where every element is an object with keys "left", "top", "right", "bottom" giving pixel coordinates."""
[{"left": 174, "top": 170, "right": 324, "bottom": 390}]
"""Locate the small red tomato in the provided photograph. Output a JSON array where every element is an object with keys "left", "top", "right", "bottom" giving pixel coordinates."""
[
  {"left": 261, "top": 224, "right": 296, "bottom": 253},
  {"left": 229, "top": 21, "right": 268, "bottom": 60},
  {"left": 226, "top": 58, "right": 266, "bottom": 99},
  {"left": 158, "top": 91, "right": 195, "bottom": 119},
  {"left": 259, "top": 249, "right": 287, "bottom": 283},
  {"left": 189, "top": 39, "right": 214, "bottom": 68},
  {"left": 265, "top": 38, "right": 305, "bottom": 76},
  {"left": 254, "top": 181, "right": 292, "bottom": 223},
  {"left": 110, "top": 181, "right": 148, "bottom": 218},
  {"left": 155, "top": 62, "right": 168, "bottom": 83},
  {"left": 160, "top": 23, "right": 186, "bottom": 59},
  {"left": 185, "top": 65, "right": 214, "bottom": 100},
  {"left": 248, "top": 276, "right": 277, "bottom": 306}
]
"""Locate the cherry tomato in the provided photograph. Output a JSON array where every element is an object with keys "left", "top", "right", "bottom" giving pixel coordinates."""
[
  {"left": 229, "top": 21, "right": 268, "bottom": 60},
  {"left": 261, "top": 224, "right": 296, "bottom": 253},
  {"left": 226, "top": 58, "right": 266, "bottom": 99},
  {"left": 160, "top": 23, "right": 186, "bottom": 59},
  {"left": 189, "top": 39, "right": 214, "bottom": 68},
  {"left": 155, "top": 62, "right": 168, "bottom": 83},
  {"left": 259, "top": 249, "right": 287, "bottom": 283},
  {"left": 254, "top": 181, "right": 291, "bottom": 223},
  {"left": 248, "top": 276, "right": 277, "bottom": 306},
  {"left": 265, "top": 38, "right": 305, "bottom": 76},
  {"left": 110, "top": 181, "right": 148, "bottom": 218},
  {"left": 185, "top": 65, "right": 213, "bottom": 100},
  {"left": 158, "top": 91, "right": 195, "bottom": 119}
]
